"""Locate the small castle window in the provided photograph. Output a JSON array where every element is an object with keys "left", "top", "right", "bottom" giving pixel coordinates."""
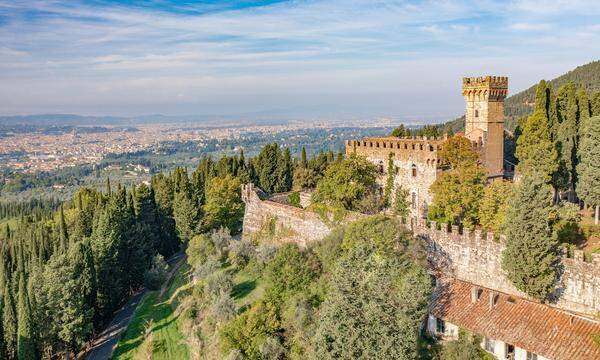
[
  {"left": 411, "top": 193, "right": 416, "bottom": 209},
  {"left": 383, "top": 142, "right": 386, "bottom": 148},
  {"left": 411, "top": 164, "right": 417, "bottom": 177},
  {"left": 404, "top": 143, "right": 408, "bottom": 150},
  {"left": 420, "top": 144, "right": 423, "bottom": 150},
  {"left": 412, "top": 144, "right": 415, "bottom": 150},
  {"left": 435, "top": 318, "right": 445, "bottom": 334},
  {"left": 429, "top": 145, "right": 434, "bottom": 151},
  {"left": 475, "top": 110, "right": 479, "bottom": 117},
  {"left": 376, "top": 142, "right": 380, "bottom": 148},
  {"left": 396, "top": 143, "right": 400, "bottom": 149}
]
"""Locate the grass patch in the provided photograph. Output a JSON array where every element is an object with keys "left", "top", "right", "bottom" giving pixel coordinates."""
[{"left": 112, "top": 263, "right": 191, "bottom": 360}]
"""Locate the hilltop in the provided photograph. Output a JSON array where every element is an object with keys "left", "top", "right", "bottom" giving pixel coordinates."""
[{"left": 438, "top": 60, "right": 600, "bottom": 133}]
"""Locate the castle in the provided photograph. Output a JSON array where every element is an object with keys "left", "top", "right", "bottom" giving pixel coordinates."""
[
  {"left": 345, "top": 76, "right": 508, "bottom": 218},
  {"left": 241, "top": 76, "right": 600, "bottom": 360}
]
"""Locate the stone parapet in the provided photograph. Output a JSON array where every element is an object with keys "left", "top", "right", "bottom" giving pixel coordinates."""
[{"left": 407, "top": 217, "right": 600, "bottom": 318}]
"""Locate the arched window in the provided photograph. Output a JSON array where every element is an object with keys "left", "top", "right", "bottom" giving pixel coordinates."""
[
  {"left": 475, "top": 110, "right": 479, "bottom": 117},
  {"left": 411, "top": 164, "right": 417, "bottom": 177}
]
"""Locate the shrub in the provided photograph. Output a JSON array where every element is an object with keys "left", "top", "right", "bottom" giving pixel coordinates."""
[
  {"left": 187, "top": 233, "right": 216, "bottom": 268},
  {"left": 265, "top": 244, "right": 321, "bottom": 301},
  {"left": 143, "top": 255, "right": 169, "bottom": 290},
  {"left": 220, "top": 301, "right": 281, "bottom": 359},
  {"left": 260, "top": 336, "right": 285, "bottom": 360},
  {"left": 288, "top": 191, "right": 302, "bottom": 208},
  {"left": 211, "top": 227, "right": 233, "bottom": 260},
  {"left": 228, "top": 240, "right": 255, "bottom": 268},
  {"left": 193, "top": 256, "right": 221, "bottom": 281},
  {"left": 255, "top": 243, "right": 278, "bottom": 265},
  {"left": 210, "top": 293, "right": 237, "bottom": 323},
  {"left": 205, "top": 272, "right": 234, "bottom": 300}
]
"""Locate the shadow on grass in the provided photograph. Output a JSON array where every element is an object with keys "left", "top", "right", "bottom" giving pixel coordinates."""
[{"left": 231, "top": 279, "right": 256, "bottom": 300}]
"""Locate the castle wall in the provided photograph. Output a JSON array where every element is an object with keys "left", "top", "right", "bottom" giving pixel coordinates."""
[
  {"left": 413, "top": 218, "right": 600, "bottom": 317},
  {"left": 241, "top": 184, "right": 331, "bottom": 247},
  {"left": 345, "top": 138, "right": 441, "bottom": 218}
]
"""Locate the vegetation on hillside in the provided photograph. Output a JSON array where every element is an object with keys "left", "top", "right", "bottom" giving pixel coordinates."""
[{"left": 178, "top": 215, "right": 432, "bottom": 359}]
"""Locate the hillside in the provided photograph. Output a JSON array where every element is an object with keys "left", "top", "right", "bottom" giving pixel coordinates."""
[{"left": 438, "top": 60, "right": 600, "bottom": 133}]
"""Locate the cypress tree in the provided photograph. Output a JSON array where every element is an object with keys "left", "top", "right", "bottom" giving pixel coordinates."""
[
  {"left": 3, "top": 285, "right": 16, "bottom": 359},
  {"left": 58, "top": 205, "right": 69, "bottom": 250},
  {"left": 300, "top": 146, "right": 308, "bottom": 168},
  {"left": 577, "top": 116, "right": 600, "bottom": 224},
  {"left": 502, "top": 175, "right": 558, "bottom": 300},
  {"left": 516, "top": 109, "right": 558, "bottom": 184},
  {"left": 592, "top": 92, "right": 600, "bottom": 116},
  {"left": 16, "top": 276, "right": 36, "bottom": 360},
  {"left": 105, "top": 177, "right": 112, "bottom": 196},
  {"left": 555, "top": 83, "right": 579, "bottom": 201},
  {"left": 275, "top": 148, "right": 293, "bottom": 193}
]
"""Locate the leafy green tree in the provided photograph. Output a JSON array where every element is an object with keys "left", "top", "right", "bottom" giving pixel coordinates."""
[
  {"left": 479, "top": 181, "right": 513, "bottom": 233},
  {"left": 186, "top": 234, "right": 216, "bottom": 268},
  {"left": 173, "top": 190, "right": 199, "bottom": 243},
  {"left": 577, "top": 116, "right": 600, "bottom": 224},
  {"left": 391, "top": 124, "right": 411, "bottom": 137},
  {"left": 516, "top": 109, "right": 558, "bottom": 184},
  {"left": 300, "top": 147, "right": 308, "bottom": 168},
  {"left": 502, "top": 175, "right": 558, "bottom": 300},
  {"left": 275, "top": 148, "right": 293, "bottom": 193},
  {"left": 16, "top": 277, "right": 36, "bottom": 360},
  {"left": 312, "top": 223, "right": 430, "bottom": 359},
  {"left": 554, "top": 83, "right": 579, "bottom": 200},
  {"left": 393, "top": 186, "right": 410, "bottom": 217},
  {"left": 429, "top": 136, "right": 486, "bottom": 228},
  {"left": 592, "top": 92, "right": 600, "bottom": 116},
  {"left": 265, "top": 244, "right": 320, "bottom": 301},
  {"left": 203, "top": 175, "right": 244, "bottom": 232},
  {"left": 3, "top": 285, "right": 17, "bottom": 359},
  {"left": 220, "top": 301, "right": 280, "bottom": 360},
  {"left": 312, "top": 155, "right": 377, "bottom": 210},
  {"left": 255, "top": 143, "right": 281, "bottom": 193},
  {"left": 42, "top": 247, "right": 94, "bottom": 358}
]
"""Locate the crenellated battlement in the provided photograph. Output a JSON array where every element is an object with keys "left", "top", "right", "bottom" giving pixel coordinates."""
[
  {"left": 462, "top": 75, "right": 508, "bottom": 102},
  {"left": 345, "top": 136, "right": 446, "bottom": 165},
  {"left": 404, "top": 216, "right": 600, "bottom": 318}
]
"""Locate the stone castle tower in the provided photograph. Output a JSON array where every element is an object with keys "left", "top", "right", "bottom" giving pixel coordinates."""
[{"left": 462, "top": 76, "right": 508, "bottom": 178}]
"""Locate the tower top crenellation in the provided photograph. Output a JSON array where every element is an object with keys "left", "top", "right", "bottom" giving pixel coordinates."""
[{"left": 462, "top": 75, "right": 508, "bottom": 89}]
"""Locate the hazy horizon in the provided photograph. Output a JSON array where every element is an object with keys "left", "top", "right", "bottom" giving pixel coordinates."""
[{"left": 1, "top": 1, "right": 600, "bottom": 122}]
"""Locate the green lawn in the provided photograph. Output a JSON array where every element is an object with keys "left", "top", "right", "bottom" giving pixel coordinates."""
[{"left": 112, "top": 263, "right": 191, "bottom": 360}]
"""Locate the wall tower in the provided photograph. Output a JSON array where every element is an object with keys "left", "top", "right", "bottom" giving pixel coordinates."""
[{"left": 462, "top": 76, "right": 508, "bottom": 178}]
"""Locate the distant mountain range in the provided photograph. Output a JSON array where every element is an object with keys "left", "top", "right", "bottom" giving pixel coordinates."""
[{"left": 438, "top": 60, "right": 600, "bottom": 134}]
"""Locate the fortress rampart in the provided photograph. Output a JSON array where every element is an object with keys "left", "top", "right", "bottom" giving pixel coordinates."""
[
  {"left": 409, "top": 217, "right": 600, "bottom": 318},
  {"left": 241, "top": 184, "right": 331, "bottom": 247},
  {"left": 241, "top": 184, "right": 600, "bottom": 318}
]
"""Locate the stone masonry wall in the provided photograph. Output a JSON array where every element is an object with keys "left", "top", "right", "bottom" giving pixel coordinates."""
[
  {"left": 241, "top": 182, "right": 600, "bottom": 317},
  {"left": 411, "top": 217, "right": 600, "bottom": 318},
  {"left": 241, "top": 184, "right": 331, "bottom": 247}
]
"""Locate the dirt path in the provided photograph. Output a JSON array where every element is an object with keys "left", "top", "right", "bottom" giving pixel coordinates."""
[{"left": 84, "top": 252, "right": 184, "bottom": 360}]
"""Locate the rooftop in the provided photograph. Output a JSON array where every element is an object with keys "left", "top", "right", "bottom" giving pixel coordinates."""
[{"left": 430, "top": 279, "right": 600, "bottom": 360}]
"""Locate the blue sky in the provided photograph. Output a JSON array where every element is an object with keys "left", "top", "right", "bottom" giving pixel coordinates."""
[{"left": 1, "top": 0, "right": 600, "bottom": 122}]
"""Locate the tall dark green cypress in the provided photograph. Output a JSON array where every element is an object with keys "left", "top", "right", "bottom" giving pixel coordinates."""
[
  {"left": 58, "top": 205, "right": 69, "bottom": 250},
  {"left": 502, "top": 175, "right": 558, "bottom": 300},
  {"left": 16, "top": 277, "right": 36, "bottom": 360},
  {"left": 2, "top": 285, "right": 16, "bottom": 359},
  {"left": 300, "top": 146, "right": 308, "bottom": 168}
]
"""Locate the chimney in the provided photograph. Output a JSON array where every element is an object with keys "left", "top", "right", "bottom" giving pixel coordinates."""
[
  {"left": 489, "top": 292, "right": 498, "bottom": 309},
  {"left": 471, "top": 287, "right": 481, "bottom": 303}
]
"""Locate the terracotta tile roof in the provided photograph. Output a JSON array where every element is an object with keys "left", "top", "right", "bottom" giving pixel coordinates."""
[{"left": 430, "top": 279, "right": 600, "bottom": 360}]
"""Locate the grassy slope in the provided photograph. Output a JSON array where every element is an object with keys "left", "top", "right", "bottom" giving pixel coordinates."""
[{"left": 112, "top": 263, "right": 192, "bottom": 360}]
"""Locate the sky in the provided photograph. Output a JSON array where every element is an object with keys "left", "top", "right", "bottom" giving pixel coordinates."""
[{"left": 1, "top": 0, "right": 600, "bottom": 123}]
